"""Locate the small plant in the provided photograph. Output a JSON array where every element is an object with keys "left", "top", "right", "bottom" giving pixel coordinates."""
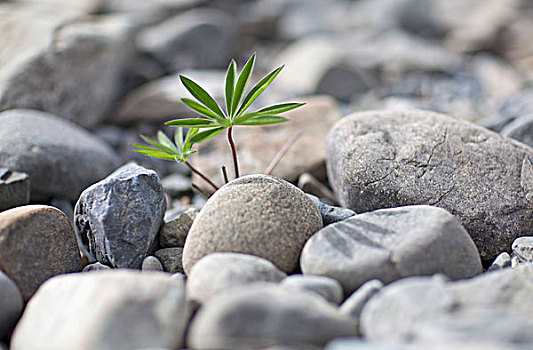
[{"left": 132, "top": 53, "right": 304, "bottom": 195}]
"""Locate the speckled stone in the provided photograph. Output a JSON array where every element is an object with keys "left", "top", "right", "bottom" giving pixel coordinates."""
[
  {"left": 154, "top": 248, "right": 184, "bottom": 273},
  {"left": 183, "top": 175, "right": 322, "bottom": 274}
]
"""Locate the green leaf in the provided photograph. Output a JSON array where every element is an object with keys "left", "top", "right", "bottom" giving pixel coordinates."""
[
  {"left": 239, "top": 115, "right": 288, "bottom": 126},
  {"left": 175, "top": 128, "right": 184, "bottom": 152},
  {"left": 185, "top": 127, "right": 200, "bottom": 145},
  {"left": 181, "top": 98, "right": 227, "bottom": 124},
  {"left": 157, "top": 131, "right": 179, "bottom": 153},
  {"left": 166, "top": 118, "right": 219, "bottom": 128},
  {"left": 236, "top": 65, "right": 284, "bottom": 117},
  {"left": 190, "top": 126, "right": 226, "bottom": 143},
  {"left": 140, "top": 135, "right": 176, "bottom": 155},
  {"left": 232, "top": 111, "right": 260, "bottom": 125},
  {"left": 255, "top": 102, "right": 305, "bottom": 116},
  {"left": 134, "top": 149, "right": 181, "bottom": 161},
  {"left": 225, "top": 60, "right": 237, "bottom": 116},
  {"left": 230, "top": 53, "right": 256, "bottom": 118},
  {"left": 130, "top": 143, "right": 159, "bottom": 152},
  {"left": 180, "top": 75, "right": 226, "bottom": 118}
]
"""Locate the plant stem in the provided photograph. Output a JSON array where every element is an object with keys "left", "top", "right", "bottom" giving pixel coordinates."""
[
  {"left": 221, "top": 165, "right": 229, "bottom": 184},
  {"left": 227, "top": 126, "right": 240, "bottom": 178},
  {"left": 184, "top": 161, "right": 219, "bottom": 192},
  {"left": 192, "top": 183, "right": 210, "bottom": 199},
  {"left": 265, "top": 131, "right": 302, "bottom": 175}
]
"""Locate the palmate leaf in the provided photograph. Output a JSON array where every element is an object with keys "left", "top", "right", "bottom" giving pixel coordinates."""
[
  {"left": 181, "top": 98, "right": 227, "bottom": 124},
  {"left": 157, "top": 131, "right": 179, "bottom": 153},
  {"left": 140, "top": 135, "right": 176, "bottom": 155},
  {"left": 225, "top": 60, "right": 237, "bottom": 116},
  {"left": 231, "top": 53, "right": 255, "bottom": 118},
  {"left": 190, "top": 126, "right": 226, "bottom": 144},
  {"left": 239, "top": 115, "right": 288, "bottom": 126},
  {"left": 166, "top": 118, "right": 219, "bottom": 128},
  {"left": 236, "top": 65, "right": 284, "bottom": 117},
  {"left": 255, "top": 102, "right": 305, "bottom": 116},
  {"left": 180, "top": 75, "right": 226, "bottom": 118}
]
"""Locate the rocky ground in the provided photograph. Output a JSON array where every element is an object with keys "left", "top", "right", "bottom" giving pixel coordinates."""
[{"left": 1, "top": 0, "right": 533, "bottom": 349}]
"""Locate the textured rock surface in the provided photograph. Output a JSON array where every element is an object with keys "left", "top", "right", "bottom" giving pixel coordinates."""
[
  {"left": 360, "top": 265, "right": 533, "bottom": 344},
  {"left": 280, "top": 274, "right": 344, "bottom": 304},
  {"left": 187, "top": 253, "right": 286, "bottom": 304},
  {"left": 142, "top": 255, "right": 164, "bottom": 271},
  {"left": 10, "top": 270, "right": 189, "bottom": 350},
  {"left": 0, "top": 109, "right": 121, "bottom": 201},
  {"left": 183, "top": 175, "right": 322, "bottom": 274},
  {"left": 488, "top": 252, "right": 512, "bottom": 271},
  {"left": 159, "top": 208, "right": 198, "bottom": 248},
  {"left": 0, "top": 271, "right": 23, "bottom": 339},
  {"left": 0, "top": 5, "right": 135, "bottom": 127},
  {"left": 326, "top": 110, "right": 533, "bottom": 260},
  {"left": 0, "top": 168, "right": 29, "bottom": 211},
  {"left": 301, "top": 205, "right": 482, "bottom": 294},
  {"left": 511, "top": 236, "right": 533, "bottom": 265},
  {"left": 307, "top": 194, "right": 356, "bottom": 226},
  {"left": 193, "top": 95, "right": 342, "bottom": 189},
  {"left": 187, "top": 284, "right": 356, "bottom": 349},
  {"left": 82, "top": 262, "right": 111, "bottom": 272},
  {"left": 75, "top": 163, "right": 166, "bottom": 268},
  {"left": 154, "top": 248, "right": 184, "bottom": 273},
  {"left": 0, "top": 205, "right": 82, "bottom": 300}
]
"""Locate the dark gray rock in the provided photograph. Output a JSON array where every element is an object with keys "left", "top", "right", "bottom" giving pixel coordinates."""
[
  {"left": 360, "top": 265, "right": 533, "bottom": 345},
  {"left": 0, "top": 270, "right": 23, "bottom": 340},
  {"left": 0, "top": 109, "right": 121, "bottom": 201},
  {"left": 0, "top": 168, "right": 29, "bottom": 212},
  {"left": 511, "top": 236, "right": 533, "bottom": 265},
  {"left": 280, "top": 274, "right": 344, "bottom": 305},
  {"left": 187, "top": 253, "right": 286, "bottom": 304},
  {"left": 301, "top": 205, "right": 482, "bottom": 294},
  {"left": 183, "top": 175, "right": 322, "bottom": 274},
  {"left": 154, "top": 248, "right": 183, "bottom": 273},
  {"left": 307, "top": 194, "right": 356, "bottom": 226},
  {"left": 0, "top": 205, "right": 82, "bottom": 300},
  {"left": 501, "top": 115, "right": 533, "bottom": 148},
  {"left": 142, "top": 256, "right": 164, "bottom": 272},
  {"left": 10, "top": 270, "right": 189, "bottom": 350},
  {"left": 326, "top": 110, "right": 533, "bottom": 260},
  {"left": 82, "top": 262, "right": 111, "bottom": 272},
  {"left": 187, "top": 283, "right": 357, "bottom": 349},
  {"left": 340, "top": 279, "right": 383, "bottom": 321},
  {"left": 488, "top": 252, "right": 511, "bottom": 271},
  {"left": 75, "top": 163, "right": 166, "bottom": 269},
  {"left": 159, "top": 208, "right": 198, "bottom": 248}
]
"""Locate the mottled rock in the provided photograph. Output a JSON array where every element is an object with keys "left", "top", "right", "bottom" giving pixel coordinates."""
[
  {"left": 0, "top": 109, "right": 121, "bottom": 201},
  {"left": 194, "top": 96, "right": 342, "bottom": 189},
  {"left": 0, "top": 6, "right": 135, "bottom": 127},
  {"left": 159, "top": 208, "right": 198, "bottom": 248},
  {"left": 280, "top": 274, "right": 344, "bottom": 305},
  {"left": 0, "top": 271, "right": 23, "bottom": 339},
  {"left": 11, "top": 270, "right": 189, "bottom": 350},
  {"left": 142, "top": 256, "right": 164, "bottom": 272},
  {"left": 307, "top": 194, "right": 356, "bottom": 226},
  {"left": 154, "top": 248, "right": 183, "bottom": 273},
  {"left": 301, "top": 205, "right": 482, "bottom": 294},
  {"left": 511, "top": 236, "right": 533, "bottom": 265},
  {"left": 187, "top": 253, "right": 286, "bottom": 304},
  {"left": 488, "top": 252, "right": 511, "bottom": 271},
  {"left": 360, "top": 265, "right": 533, "bottom": 344},
  {"left": 340, "top": 279, "right": 383, "bottom": 321},
  {"left": 326, "top": 110, "right": 533, "bottom": 260},
  {"left": 82, "top": 262, "right": 111, "bottom": 272},
  {"left": 501, "top": 114, "right": 533, "bottom": 148},
  {"left": 0, "top": 168, "right": 29, "bottom": 212},
  {"left": 75, "top": 163, "right": 166, "bottom": 269},
  {"left": 183, "top": 175, "right": 322, "bottom": 274},
  {"left": 187, "top": 284, "right": 356, "bottom": 349},
  {"left": 0, "top": 205, "right": 82, "bottom": 300}
]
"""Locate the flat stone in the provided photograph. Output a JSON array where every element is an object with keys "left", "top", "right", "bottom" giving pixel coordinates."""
[
  {"left": 183, "top": 175, "right": 322, "bottom": 274},
  {"left": 154, "top": 248, "right": 183, "bottom": 273},
  {"left": 0, "top": 109, "right": 121, "bottom": 201},
  {"left": 326, "top": 110, "right": 533, "bottom": 260},
  {"left": 74, "top": 163, "right": 166, "bottom": 269},
  {"left": 187, "top": 284, "right": 356, "bottom": 349},
  {"left": 10, "top": 270, "right": 189, "bottom": 350},
  {"left": 360, "top": 265, "right": 533, "bottom": 344},
  {"left": 301, "top": 205, "right": 482, "bottom": 294},
  {"left": 142, "top": 256, "right": 164, "bottom": 272},
  {"left": 159, "top": 208, "right": 198, "bottom": 248},
  {"left": 193, "top": 95, "right": 342, "bottom": 189},
  {"left": 280, "top": 274, "right": 344, "bottom": 305},
  {"left": 307, "top": 194, "right": 356, "bottom": 226},
  {"left": 187, "top": 253, "right": 286, "bottom": 304},
  {"left": 0, "top": 205, "right": 82, "bottom": 300},
  {"left": 340, "top": 279, "right": 383, "bottom": 322},
  {"left": 0, "top": 168, "right": 29, "bottom": 212},
  {"left": 0, "top": 270, "right": 23, "bottom": 339}
]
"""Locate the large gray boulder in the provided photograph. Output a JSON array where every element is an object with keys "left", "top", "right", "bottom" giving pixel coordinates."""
[
  {"left": 75, "top": 163, "right": 166, "bottom": 268},
  {"left": 360, "top": 264, "right": 533, "bottom": 345},
  {"left": 0, "top": 109, "right": 121, "bottom": 201},
  {"left": 182, "top": 175, "right": 322, "bottom": 274},
  {"left": 187, "top": 283, "right": 356, "bottom": 349},
  {"left": 301, "top": 205, "right": 482, "bottom": 294},
  {"left": 10, "top": 270, "right": 189, "bottom": 350},
  {"left": 326, "top": 110, "right": 533, "bottom": 260}
]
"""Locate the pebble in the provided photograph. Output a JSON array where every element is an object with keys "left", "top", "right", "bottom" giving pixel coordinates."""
[
  {"left": 142, "top": 256, "right": 164, "bottom": 272},
  {"left": 280, "top": 274, "right": 344, "bottom": 305},
  {"left": 159, "top": 208, "right": 198, "bottom": 248},
  {"left": 82, "top": 262, "right": 112, "bottom": 272},
  {"left": 340, "top": 280, "right": 384, "bottom": 321},
  {"left": 511, "top": 236, "right": 533, "bottom": 264},
  {"left": 501, "top": 114, "right": 533, "bottom": 148},
  {"left": 307, "top": 194, "right": 356, "bottom": 226},
  {"left": 0, "top": 271, "right": 23, "bottom": 339},
  {"left": 75, "top": 163, "right": 166, "bottom": 268},
  {"left": 183, "top": 175, "right": 322, "bottom": 274},
  {"left": 326, "top": 109, "right": 533, "bottom": 260},
  {"left": 10, "top": 270, "right": 189, "bottom": 350},
  {"left": 301, "top": 205, "right": 482, "bottom": 294},
  {"left": 0, "top": 205, "right": 82, "bottom": 300},
  {"left": 187, "top": 253, "right": 286, "bottom": 304},
  {"left": 488, "top": 252, "right": 511, "bottom": 271},
  {"left": 154, "top": 248, "right": 184, "bottom": 273},
  {"left": 0, "top": 168, "right": 30, "bottom": 212}
]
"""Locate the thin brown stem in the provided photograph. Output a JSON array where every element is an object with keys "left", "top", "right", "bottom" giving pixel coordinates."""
[
  {"left": 192, "top": 183, "right": 210, "bottom": 199},
  {"left": 221, "top": 165, "right": 229, "bottom": 184},
  {"left": 227, "top": 126, "right": 240, "bottom": 178},
  {"left": 184, "top": 161, "right": 219, "bottom": 192},
  {"left": 264, "top": 131, "right": 303, "bottom": 175}
]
